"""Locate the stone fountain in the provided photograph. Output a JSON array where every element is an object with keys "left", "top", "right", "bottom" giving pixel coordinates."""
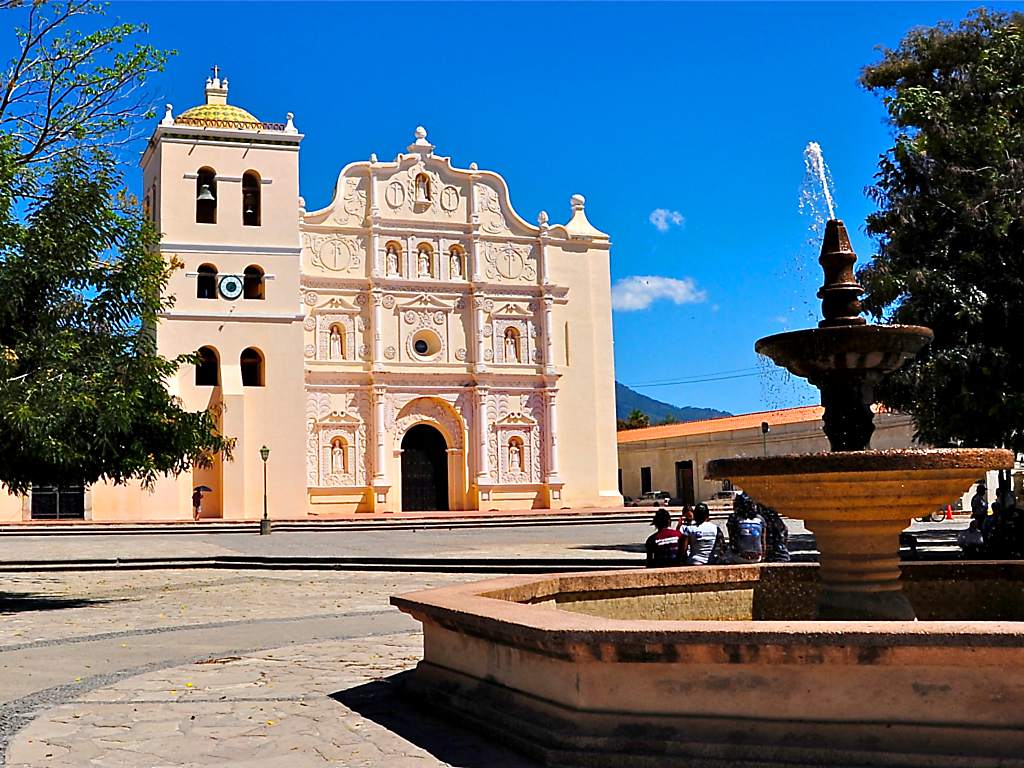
[
  {"left": 392, "top": 222, "right": 1022, "bottom": 767},
  {"left": 707, "top": 219, "right": 1012, "bottom": 620}
]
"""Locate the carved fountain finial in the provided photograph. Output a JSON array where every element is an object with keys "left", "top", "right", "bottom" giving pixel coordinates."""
[{"left": 817, "top": 220, "right": 866, "bottom": 328}]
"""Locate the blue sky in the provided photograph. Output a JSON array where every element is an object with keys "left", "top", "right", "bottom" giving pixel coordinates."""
[{"left": 24, "top": 1, "right": 1023, "bottom": 415}]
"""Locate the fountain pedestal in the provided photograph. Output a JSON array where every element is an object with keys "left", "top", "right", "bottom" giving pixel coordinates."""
[{"left": 708, "top": 449, "right": 1012, "bottom": 620}]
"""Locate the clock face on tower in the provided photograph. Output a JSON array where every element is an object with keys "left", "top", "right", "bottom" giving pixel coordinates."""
[{"left": 218, "top": 274, "right": 244, "bottom": 300}]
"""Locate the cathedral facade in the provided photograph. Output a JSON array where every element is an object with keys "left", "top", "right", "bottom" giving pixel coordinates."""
[{"left": 0, "top": 74, "right": 621, "bottom": 521}]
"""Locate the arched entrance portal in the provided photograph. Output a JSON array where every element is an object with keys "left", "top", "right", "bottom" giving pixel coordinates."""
[{"left": 401, "top": 424, "right": 449, "bottom": 511}]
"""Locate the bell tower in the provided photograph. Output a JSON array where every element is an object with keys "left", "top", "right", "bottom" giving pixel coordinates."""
[{"left": 139, "top": 69, "right": 306, "bottom": 520}]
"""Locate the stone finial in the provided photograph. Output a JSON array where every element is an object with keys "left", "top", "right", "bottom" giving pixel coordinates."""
[
  {"left": 469, "top": 162, "right": 478, "bottom": 171},
  {"left": 369, "top": 152, "right": 378, "bottom": 164},
  {"left": 298, "top": 196, "right": 306, "bottom": 216},
  {"left": 284, "top": 112, "right": 297, "bottom": 134},
  {"left": 817, "top": 219, "right": 866, "bottom": 328},
  {"left": 161, "top": 104, "right": 174, "bottom": 126},
  {"left": 538, "top": 210, "right": 549, "bottom": 226},
  {"left": 204, "top": 66, "right": 228, "bottom": 106},
  {"left": 564, "top": 193, "right": 608, "bottom": 240},
  {"left": 408, "top": 125, "right": 435, "bottom": 154}
]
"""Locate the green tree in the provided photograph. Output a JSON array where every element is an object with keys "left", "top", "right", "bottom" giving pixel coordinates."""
[
  {"left": 623, "top": 409, "right": 651, "bottom": 430},
  {"left": 1, "top": 0, "right": 171, "bottom": 169},
  {"left": 858, "top": 9, "right": 1024, "bottom": 483},
  {"left": 0, "top": 3, "right": 229, "bottom": 495},
  {"left": 0, "top": 146, "right": 232, "bottom": 494}
]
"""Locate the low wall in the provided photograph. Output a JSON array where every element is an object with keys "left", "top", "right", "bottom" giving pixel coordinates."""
[{"left": 393, "top": 563, "right": 1024, "bottom": 767}]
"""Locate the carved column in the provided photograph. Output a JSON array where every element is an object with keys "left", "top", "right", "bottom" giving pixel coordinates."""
[
  {"left": 371, "top": 290, "right": 384, "bottom": 372},
  {"left": 473, "top": 295, "right": 488, "bottom": 373},
  {"left": 544, "top": 388, "right": 561, "bottom": 483},
  {"left": 468, "top": 173, "right": 483, "bottom": 283},
  {"left": 542, "top": 296, "right": 555, "bottom": 375},
  {"left": 475, "top": 387, "right": 490, "bottom": 485},
  {"left": 537, "top": 214, "right": 551, "bottom": 286},
  {"left": 372, "top": 384, "right": 387, "bottom": 485}
]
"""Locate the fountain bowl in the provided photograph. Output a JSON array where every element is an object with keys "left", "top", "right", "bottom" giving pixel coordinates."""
[
  {"left": 708, "top": 448, "right": 1013, "bottom": 619},
  {"left": 393, "top": 562, "right": 1024, "bottom": 767},
  {"left": 755, "top": 324, "right": 933, "bottom": 381}
]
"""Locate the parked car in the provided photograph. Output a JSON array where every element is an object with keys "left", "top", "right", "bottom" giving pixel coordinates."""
[
  {"left": 627, "top": 491, "right": 672, "bottom": 507},
  {"left": 712, "top": 489, "right": 741, "bottom": 503}
]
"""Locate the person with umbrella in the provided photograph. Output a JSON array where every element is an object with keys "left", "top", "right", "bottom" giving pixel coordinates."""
[{"left": 193, "top": 486, "right": 212, "bottom": 521}]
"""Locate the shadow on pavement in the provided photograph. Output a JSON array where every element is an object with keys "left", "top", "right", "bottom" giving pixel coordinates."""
[
  {"left": 332, "top": 671, "right": 539, "bottom": 768},
  {"left": 0, "top": 592, "right": 116, "bottom": 614}
]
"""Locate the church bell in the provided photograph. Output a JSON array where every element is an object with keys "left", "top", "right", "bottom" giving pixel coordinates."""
[{"left": 197, "top": 184, "right": 215, "bottom": 202}]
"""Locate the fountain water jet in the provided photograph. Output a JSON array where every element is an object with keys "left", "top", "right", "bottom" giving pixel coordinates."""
[{"left": 803, "top": 141, "right": 836, "bottom": 221}]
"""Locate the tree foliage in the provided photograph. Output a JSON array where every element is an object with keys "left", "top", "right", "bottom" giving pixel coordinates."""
[
  {"left": 0, "top": 146, "right": 232, "bottom": 494},
  {"left": 1, "top": 0, "right": 171, "bottom": 169},
  {"left": 0, "top": 2, "right": 229, "bottom": 495},
  {"left": 858, "top": 8, "right": 1024, "bottom": 455},
  {"left": 616, "top": 409, "right": 652, "bottom": 431}
]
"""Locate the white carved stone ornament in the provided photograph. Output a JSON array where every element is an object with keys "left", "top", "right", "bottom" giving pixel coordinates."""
[
  {"left": 384, "top": 345, "right": 396, "bottom": 360},
  {"left": 303, "top": 316, "right": 316, "bottom": 331},
  {"left": 304, "top": 291, "right": 319, "bottom": 306}
]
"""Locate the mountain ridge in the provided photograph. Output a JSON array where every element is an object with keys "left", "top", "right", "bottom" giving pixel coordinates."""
[{"left": 615, "top": 381, "right": 732, "bottom": 424}]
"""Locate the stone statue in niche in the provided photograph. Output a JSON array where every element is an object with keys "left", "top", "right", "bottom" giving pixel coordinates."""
[
  {"left": 416, "top": 174, "right": 430, "bottom": 202},
  {"left": 450, "top": 250, "right": 462, "bottom": 278},
  {"left": 386, "top": 245, "right": 400, "bottom": 276},
  {"left": 331, "top": 442, "right": 344, "bottom": 474},
  {"left": 504, "top": 328, "right": 520, "bottom": 362},
  {"left": 509, "top": 442, "right": 523, "bottom": 471},
  {"left": 418, "top": 247, "right": 431, "bottom": 278},
  {"left": 330, "top": 327, "right": 343, "bottom": 360}
]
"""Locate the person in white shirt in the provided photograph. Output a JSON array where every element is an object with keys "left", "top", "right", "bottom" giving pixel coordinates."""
[{"left": 679, "top": 503, "right": 720, "bottom": 565}]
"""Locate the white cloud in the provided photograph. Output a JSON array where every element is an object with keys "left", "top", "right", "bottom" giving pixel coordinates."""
[
  {"left": 611, "top": 275, "right": 707, "bottom": 312},
  {"left": 649, "top": 208, "right": 685, "bottom": 232}
]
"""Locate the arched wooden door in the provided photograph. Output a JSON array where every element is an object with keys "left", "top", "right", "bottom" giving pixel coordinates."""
[{"left": 401, "top": 424, "right": 449, "bottom": 511}]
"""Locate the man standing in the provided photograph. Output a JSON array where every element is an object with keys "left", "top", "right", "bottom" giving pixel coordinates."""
[
  {"left": 645, "top": 508, "right": 684, "bottom": 568},
  {"left": 192, "top": 489, "right": 203, "bottom": 522}
]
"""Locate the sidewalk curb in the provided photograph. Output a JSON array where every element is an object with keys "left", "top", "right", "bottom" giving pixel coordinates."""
[
  {"left": 0, "top": 513, "right": 666, "bottom": 536},
  {"left": 0, "top": 555, "right": 646, "bottom": 574}
]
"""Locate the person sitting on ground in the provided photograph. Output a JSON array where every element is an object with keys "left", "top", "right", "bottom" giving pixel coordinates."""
[
  {"left": 726, "top": 493, "right": 766, "bottom": 564},
  {"left": 759, "top": 503, "right": 791, "bottom": 563},
  {"left": 679, "top": 503, "right": 720, "bottom": 565},
  {"left": 958, "top": 519, "right": 986, "bottom": 559},
  {"left": 645, "top": 508, "right": 684, "bottom": 568}
]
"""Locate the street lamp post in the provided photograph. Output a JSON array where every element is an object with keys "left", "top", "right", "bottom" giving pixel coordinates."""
[{"left": 259, "top": 445, "right": 271, "bottom": 535}]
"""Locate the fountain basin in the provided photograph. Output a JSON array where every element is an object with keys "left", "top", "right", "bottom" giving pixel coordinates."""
[
  {"left": 393, "top": 563, "right": 1024, "bottom": 767},
  {"left": 708, "top": 448, "right": 1013, "bottom": 620},
  {"left": 755, "top": 324, "right": 933, "bottom": 381}
]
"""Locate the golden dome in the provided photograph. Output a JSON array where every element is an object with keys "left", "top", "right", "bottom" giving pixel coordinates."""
[{"left": 177, "top": 102, "right": 260, "bottom": 126}]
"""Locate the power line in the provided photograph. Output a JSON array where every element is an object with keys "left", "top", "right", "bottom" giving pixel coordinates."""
[
  {"left": 626, "top": 372, "right": 762, "bottom": 388},
  {"left": 624, "top": 367, "right": 761, "bottom": 388}
]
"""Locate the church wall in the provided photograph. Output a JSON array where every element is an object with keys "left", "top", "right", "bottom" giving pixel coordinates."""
[{"left": 546, "top": 241, "right": 622, "bottom": 508}]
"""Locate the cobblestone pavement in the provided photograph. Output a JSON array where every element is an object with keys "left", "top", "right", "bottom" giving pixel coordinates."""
[{"left": 0, "top": 569, "right": 534, "bottom": 767}]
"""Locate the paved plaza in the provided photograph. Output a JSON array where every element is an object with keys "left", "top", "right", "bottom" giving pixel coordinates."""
[{"left": 0, "top": 518, "right": 967, "bottom": 767}]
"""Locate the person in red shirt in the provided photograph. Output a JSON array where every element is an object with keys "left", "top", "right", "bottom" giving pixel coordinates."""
[{"left": 645, "top": 508, "right": 684, "bottom": 567}]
